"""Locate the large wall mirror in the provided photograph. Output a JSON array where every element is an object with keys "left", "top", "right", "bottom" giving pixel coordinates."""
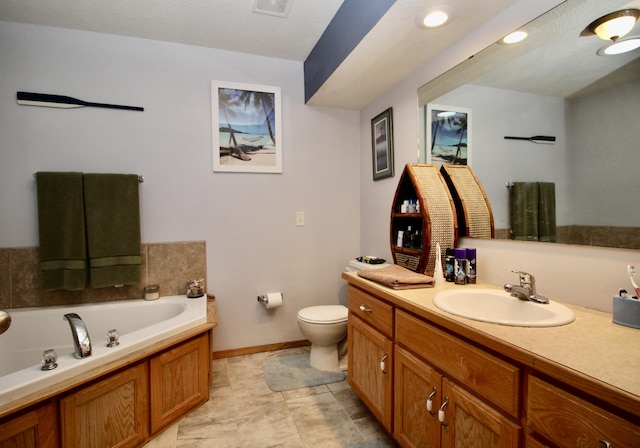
[{"left": 418, "top": 0, "right": 639, "bottom": 249}]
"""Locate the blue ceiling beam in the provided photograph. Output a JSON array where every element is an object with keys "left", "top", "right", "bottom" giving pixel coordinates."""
[{"left": 303, "top": 0, "right": 396, "bottom": 104}]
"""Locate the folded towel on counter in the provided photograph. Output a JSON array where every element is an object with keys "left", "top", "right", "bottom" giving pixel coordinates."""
[
  {"left": 84, "top": 173, "right": 141, "bottom": 288},
  {"left": 36, "top": 172, "right": 87, "bottom": 291},
  {"left": 358, "top": 264, "right": 435, "bottom": 289}
]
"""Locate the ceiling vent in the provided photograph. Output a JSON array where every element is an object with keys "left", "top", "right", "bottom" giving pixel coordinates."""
[{"left": 252, "top": 0, "right": 293, "bottom": 18}]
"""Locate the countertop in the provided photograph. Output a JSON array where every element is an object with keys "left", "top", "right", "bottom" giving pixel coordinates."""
[{"left": 342, "top": 271, "right": 640, "bottom": 418}]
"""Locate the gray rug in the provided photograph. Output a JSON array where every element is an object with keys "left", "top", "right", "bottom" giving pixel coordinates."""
[{"left": 262, "top": 353, "right": 346, "bottom": 392}]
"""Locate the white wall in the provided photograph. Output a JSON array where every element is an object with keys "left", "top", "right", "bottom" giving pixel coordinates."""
[
  {"left": 568, "top": 78, "right": 640, "bottom": 226},
  {"left": 0, "top": 22, "right": 360, "bottom": 351},
  {"left": 358, "top": 0, "right": 639, "bottom": 313},
  {"left": 433, "top": 84, "right": 569, "bottom": 229}
]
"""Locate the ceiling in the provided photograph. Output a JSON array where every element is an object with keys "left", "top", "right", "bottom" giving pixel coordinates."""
[{"left": 0, "top": 0, "right": 520, "bottom": 109}]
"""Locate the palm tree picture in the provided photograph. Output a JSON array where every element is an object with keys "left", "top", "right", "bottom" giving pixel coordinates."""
[
  {"left": 212, "top": 81, "right": 282, "bottom": 173},
  {"left": 427, "top": 104, "right": 471, "bottom": 166}
]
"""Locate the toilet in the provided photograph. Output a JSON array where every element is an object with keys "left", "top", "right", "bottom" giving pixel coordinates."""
[{"left": 297, "top": 305, "right": 348, "bottom": 372}]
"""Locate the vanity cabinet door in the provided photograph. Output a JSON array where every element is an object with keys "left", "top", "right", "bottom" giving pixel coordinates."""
[
  {"left": 440, "top": 377, "right": 521, "bottom": 448},
  {"left": 0, "top": 402, "right": 58, "bottom": 448},
  {"left": 60, "top": 362, "right": 148, "bottom": 448},
  {"left": 527, "top": 375, "right": 640, "bottom": 448},
  {"left": 394, "top": 346, "right": 441, "bottom": 448},
  {"left": 150, "top": 332, "right": 210, "bottom": 434},
  {"left": 348, "top": 314, "right": 393, "bottom": 432}
]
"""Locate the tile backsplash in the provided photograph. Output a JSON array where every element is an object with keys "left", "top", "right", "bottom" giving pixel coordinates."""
[{"left": 0, "top": 240, "right": 206, "bottom": 309}]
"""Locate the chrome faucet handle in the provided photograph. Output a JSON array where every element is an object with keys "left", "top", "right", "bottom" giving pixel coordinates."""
[{"left": 511, "top": 270, "right": 536, "bottom": 293}]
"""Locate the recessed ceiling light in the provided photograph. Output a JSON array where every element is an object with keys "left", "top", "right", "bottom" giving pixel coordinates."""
[
  {"left": 416, "top": 5, "right": 457, "bottom": 29},
  {"left": 502, "top": 30, "right": 528, "bottom": 44},
  {"left": 597, "top": 35, "right": 640, "bottom": 55}
]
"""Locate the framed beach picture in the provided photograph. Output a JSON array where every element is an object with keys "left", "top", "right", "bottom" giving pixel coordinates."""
[
  {"left": 371, "top": 107, "right": 394, "bottom": 181},
  {"left": 212, "top": 81, "right": 282, "bottom": 173},
  {"left": 426, "top": 104, "right": 471, "bottom": 166}
]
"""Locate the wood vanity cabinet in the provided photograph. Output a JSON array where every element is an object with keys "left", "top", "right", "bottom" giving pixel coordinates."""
[
  {"left": 526, "top": 375, "right": 640, "bottom": 447},
  {"left": 60, "top": 362, "right": 148, "bottom": 448},
  {"left": 394, "top": 310, "right": 521, "bottom": 448},
  {"left": 0, "top": 402, "right": 58, "bottom": 448},
  {"left": 347, "top": 285, "right": 394, "bottom": 432}
]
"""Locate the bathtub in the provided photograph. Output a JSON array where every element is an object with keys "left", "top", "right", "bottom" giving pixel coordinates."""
[{"left": 0, "top": 295, "right": 207, "bottom": 409}]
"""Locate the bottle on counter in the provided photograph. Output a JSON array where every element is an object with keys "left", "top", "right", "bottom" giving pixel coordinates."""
[
  {"left": 454, "top": 248, "right": 467, "bottom": 285},
  {"left": 445, "top": 248, "right": 455, "bottom": 282},
  {"left": 466, "top": 248, "right": 477, "bottom": 284}
]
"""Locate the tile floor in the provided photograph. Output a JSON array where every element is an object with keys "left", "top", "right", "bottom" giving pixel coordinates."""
[{"left": 143, "top": 347, "right": 398, "bottom": 448}]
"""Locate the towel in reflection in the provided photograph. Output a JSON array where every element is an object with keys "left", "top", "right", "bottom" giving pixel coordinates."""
[
  {"left": 84, "top": 173, "right": 141, "bottom": 288},
  {"left": 358, "top": 264, "right": 434, "bottom": 289},
  {"left": 509, "top": 182, "right": 556, "bottom": 242}
]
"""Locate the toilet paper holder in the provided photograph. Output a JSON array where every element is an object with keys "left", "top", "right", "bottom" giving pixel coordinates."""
[
  {"left": 257, "top": 292, "right": 284, "bottom": 309},
  {"left": 257, "top": 293, "right": 284, "bottom": 303}
]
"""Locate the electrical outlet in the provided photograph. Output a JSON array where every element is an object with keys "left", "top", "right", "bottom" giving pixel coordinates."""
[{"left": 296, "top": 211, "right": 305, "bottom": 227}]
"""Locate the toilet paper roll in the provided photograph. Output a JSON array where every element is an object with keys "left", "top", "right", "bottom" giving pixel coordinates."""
[{"left": 264, "top": 292, "right": 283, "bottom": 309}]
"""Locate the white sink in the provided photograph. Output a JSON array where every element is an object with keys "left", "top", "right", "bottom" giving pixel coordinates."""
[{"left": 433, "top": 289, "right": 575, "bottom": 327}]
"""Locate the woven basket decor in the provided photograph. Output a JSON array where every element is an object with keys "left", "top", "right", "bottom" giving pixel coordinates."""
[
  {"left": 390, "top": 164, "right": 457, "bottom": 276},
  {"left": 440, "top": 165, "right": 494, "bottom": 239}
]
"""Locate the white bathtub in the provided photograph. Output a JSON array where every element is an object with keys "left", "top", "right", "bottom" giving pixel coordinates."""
[{"left": 0, "top": 295, "right": 207, "bottom": 408}]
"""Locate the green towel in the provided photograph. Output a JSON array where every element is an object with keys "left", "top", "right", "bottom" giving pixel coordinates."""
[
  {"left": 537, "top": 182, "right": 557, "bottom": 242},
  {"left": 509, "top": 182, "right": 539, "bottom": 241},
  {"left": 36, "top": 172, "right": 87, "bottom": 291},
  {"left": 84, "top": 173, "right": 141, "bottom": 288}
]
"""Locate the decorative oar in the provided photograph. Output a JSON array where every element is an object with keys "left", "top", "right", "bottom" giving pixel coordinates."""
[
  {"left": 16, "top": 92, "right": 143, "bottom": 111},
  {"left": 504, "top": 135, "right": 555, "bottom": 144}
]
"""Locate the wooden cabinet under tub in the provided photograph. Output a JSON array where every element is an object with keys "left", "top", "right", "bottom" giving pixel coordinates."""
[
  {"left": 0, "top": 402, "right": 58, "bottom": 448},
  {"left": 0, "top": 324, "right": 214, "bottom": 448}
]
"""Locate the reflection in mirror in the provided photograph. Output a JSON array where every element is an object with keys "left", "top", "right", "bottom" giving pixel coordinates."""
[{"left": 417, "top": 0, "right": 640, "bottom": 249}]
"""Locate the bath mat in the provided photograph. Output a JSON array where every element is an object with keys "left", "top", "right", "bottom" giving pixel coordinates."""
[{"left": 261, "top": 354, "right": 346, "bottom": 392}]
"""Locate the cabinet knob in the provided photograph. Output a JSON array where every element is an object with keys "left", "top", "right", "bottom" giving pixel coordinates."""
[
  {"left": 599, "top": 441, "right": 612, "bottom": 448},
  {"left": 359, "top": 304, "right": 373, "bottom": 313},
  {"left": 438, "top": 396, "right": 449, "bottom": 427},
  {"left": 426, "top": 387, "right": 437, "bottom": 414},
  {"left": 380, "top": 353, "right": 389, "bottom": 373}
]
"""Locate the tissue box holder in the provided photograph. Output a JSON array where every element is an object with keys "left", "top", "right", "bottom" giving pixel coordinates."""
[{"left": 613, "top": 296, "right": 640, "bottom": 329}]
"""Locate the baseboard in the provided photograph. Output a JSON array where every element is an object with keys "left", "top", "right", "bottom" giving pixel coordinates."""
[{"left": 212, "top": 339, "right": 310, "bottom": 359}]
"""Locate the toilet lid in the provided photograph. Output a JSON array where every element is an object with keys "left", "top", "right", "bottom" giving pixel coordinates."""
[{"left": 297, "top": 305, "right": 348, "bottom": 324}]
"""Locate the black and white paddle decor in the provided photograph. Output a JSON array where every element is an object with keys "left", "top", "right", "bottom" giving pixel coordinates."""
[
  {"left": 504, "top": 135, "right": 556, "bottom": 144},
  {"left": 16, "top": 92, "right": 143, "bottom": 111}
]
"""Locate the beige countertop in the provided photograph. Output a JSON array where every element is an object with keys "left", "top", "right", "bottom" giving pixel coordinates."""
[{"left": 342, "top": 271, "right": 640, "bottom": 417}]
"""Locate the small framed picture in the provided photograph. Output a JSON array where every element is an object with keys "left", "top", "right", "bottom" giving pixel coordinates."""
[
  {"left": 212, "top": 81, "right": 282, "bottom": 173},
  {"left": 371, "top": 107, "right": 394, "bottom": 181},
  {"left": 426, "top": 104, "right": 471, "bottom": 166}
]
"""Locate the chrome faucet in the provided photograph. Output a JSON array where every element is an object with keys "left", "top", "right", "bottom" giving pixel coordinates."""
[
  {"left": 63, "top": 313, "right": 92, "bottom": 358},
  {"left": 504, "top": 271, "right": 549, "bottom": 304}
]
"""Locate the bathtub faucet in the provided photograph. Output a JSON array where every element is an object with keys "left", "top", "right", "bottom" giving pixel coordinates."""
[{"left": 63, "top": 313, "right": 92, "bottom": 358}]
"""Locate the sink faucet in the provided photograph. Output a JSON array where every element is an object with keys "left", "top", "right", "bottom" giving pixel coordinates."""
[
  {"left": 504, "top": 271, "right": 549, "bottom": 304},
  {"left": 63, "top": 313, "right": 92, "bottom": 358}
]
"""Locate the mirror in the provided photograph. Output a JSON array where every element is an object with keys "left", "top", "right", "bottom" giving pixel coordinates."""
[{"left": 418, "top": 0, "right": 640, "bottom": 249}]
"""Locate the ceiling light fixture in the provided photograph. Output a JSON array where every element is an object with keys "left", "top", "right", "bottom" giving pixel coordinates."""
[
  {"left": 596, "top": 35, "right": 640, "bottom": 55},
  {"left": 583, "top": 9, "right": 640, "bottom": 41},
  {"left": 416, "top": 5, "right": 456, "bottom": 29},
  {"left": 502, "top": 30, "right": 528, "bottom": 44}
]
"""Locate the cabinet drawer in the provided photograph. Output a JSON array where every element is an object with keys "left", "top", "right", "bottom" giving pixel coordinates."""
[
  {"left": 527, "top": 375, "right": 640, "bottom": 448},
  {"left": 396, "top": 310, "right": 519, "bottom": 417},
  {"left": 348, "top": 285, "right": 393, "bottom": 338}
]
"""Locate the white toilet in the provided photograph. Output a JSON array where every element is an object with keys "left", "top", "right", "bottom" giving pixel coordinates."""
[{"left": 297, "top": 305, "right": 348, "bottom": 372}]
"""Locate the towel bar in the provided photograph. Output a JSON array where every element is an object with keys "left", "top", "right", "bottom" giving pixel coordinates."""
[{"left": 34, "top": 173, "right": 144, "bottom": 183}]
